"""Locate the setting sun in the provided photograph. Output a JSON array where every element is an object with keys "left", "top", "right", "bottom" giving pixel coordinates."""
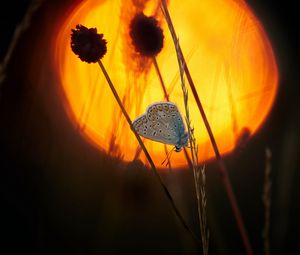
[{"left": 54, "top": 0, "right": 278, "bottom": 169}]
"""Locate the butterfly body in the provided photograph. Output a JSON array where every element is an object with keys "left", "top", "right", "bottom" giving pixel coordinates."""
[{"left": 133, "top": 102, "right": 188, "bottom": 152}]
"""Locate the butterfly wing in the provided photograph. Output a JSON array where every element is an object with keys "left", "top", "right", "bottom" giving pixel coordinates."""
[
  {"left": 147, "top": 102, "right": 186, "bottom": 141},
  {"left": 132, "top": 115, "right": 178, "bottom": 145},
  {"left": 133, "top": 102, "right": 185, "bottom": 146}
]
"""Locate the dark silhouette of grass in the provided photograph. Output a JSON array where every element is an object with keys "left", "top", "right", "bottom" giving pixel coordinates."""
[
  {"left": 263, "top": 148, "right": 272, "bottom": 255},
  {"left": 152, "top": 56, "right": 193, "bottom": 169},
  {"left": 160, "top": 0, "right": 253, "bottom": 254},
  {"left": 0, "top": 0, "right": 45, "bottom": 85},
  {"left": 97, "top": 59, "right": 200, "bottom": 245},
  {"left": 174, "top": 33, "right": 210, "bottom": 255}
]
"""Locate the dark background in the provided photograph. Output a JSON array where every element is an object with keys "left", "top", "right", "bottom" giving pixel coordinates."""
[{"left": 0, "top": 1, "right": 299, "bottom": 254}]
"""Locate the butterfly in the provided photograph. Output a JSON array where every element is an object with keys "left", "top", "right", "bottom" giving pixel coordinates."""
[{"left": 132, "top": 102, "right": 188, "bottom": 152}]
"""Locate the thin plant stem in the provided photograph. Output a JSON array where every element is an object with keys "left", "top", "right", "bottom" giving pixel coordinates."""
[
  {"left": 0, "top": 0, "right": 45, "bottom": 85},
  {"left": 97, "top": 60, "right": 200, "bottom": 245},
  {"left": 152, "top": 56, "right": 193, "bottom": 169},
  {"left": 160, "top": 1, "right": 253, "bottom": 255},
  {"left": 152, "top": 57, "right": 169, "bottom": 101},
  {"left": 175, "top": 35, "right": 209, "bottom": 255},
  {"left": 262, "top": 148, "right": 272, "bottom": 255}
]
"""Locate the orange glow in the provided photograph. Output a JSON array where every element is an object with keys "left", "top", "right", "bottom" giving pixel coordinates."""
[{"left": 54, "top": 0, "right": 278, "bottom": 169}]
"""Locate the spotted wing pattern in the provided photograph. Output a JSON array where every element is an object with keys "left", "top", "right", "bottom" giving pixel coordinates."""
[{"left": 132, "top": 102, "right": 186, "bottom": 146}]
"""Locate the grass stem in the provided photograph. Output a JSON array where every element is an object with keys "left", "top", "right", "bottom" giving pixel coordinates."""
[
  {"left": 160, "top": 1, "right": 253, "bottom": 254},
  {"left": 175, "top": 33, "right": 209, "bottom": 255},
  {"left": 262, "top": 148, "right": 272, "bottom": 255},
  {"left": 0, "top": 0, "right": 45, "bottom": 85},
  {"left": 152, "top": 57, "right": 193, "bottom": 169},
  {"left": 97, "top": 59, "right": 200, "bottom": 246},
  {"left": 152, "top": 57, "right": 169, "bottom": 101}
]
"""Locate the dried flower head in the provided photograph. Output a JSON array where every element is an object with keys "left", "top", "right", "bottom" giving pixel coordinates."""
[
  {"left": 71, "top": 24, "right": 107, "bottom": 63},
  {"left": 130, "top": 13, "right": 164, "bottom": 57}
]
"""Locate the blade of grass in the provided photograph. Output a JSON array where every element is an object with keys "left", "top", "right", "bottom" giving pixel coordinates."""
[
  {"left": 175, "top": 34, "right": 209, "bottom": 254},
  {"left": 97, "top": 59, "right": 200, "bottom": 246},
  {"left": 0, "top": 0, "right": 45, "bottom": 85},
  {"left": 152, "top": 56, "right": 193, "bottom": 169},
  {"left": 160, "top": 1, "right": 253, "bottom": 254},
  {"left": 262, "top": 148, "right": 272, "bottom": 255}
]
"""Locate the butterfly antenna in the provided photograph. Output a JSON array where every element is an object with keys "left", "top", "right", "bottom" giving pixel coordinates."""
[{"left": 161, "top": 147, "right": 176, "bottom": 166}]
